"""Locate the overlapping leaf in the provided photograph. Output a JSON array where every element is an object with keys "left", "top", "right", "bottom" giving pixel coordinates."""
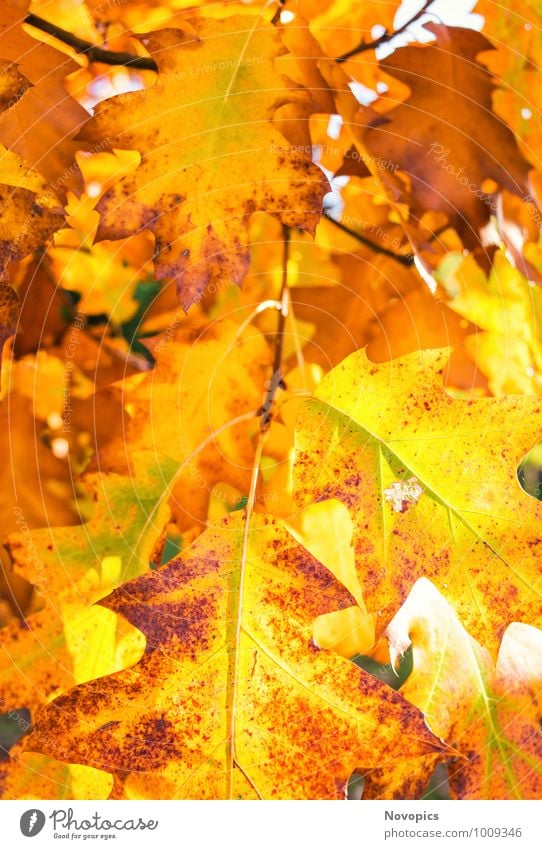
[
  {"left": 27, "top": 513, "right": 448, "bottom": 799},
  {"left": 80, "top": 15, "right": 327, "bottom": 308},
  {"left": 0, "top": 454, "right": 175, "bottom": 715},
  {"left": 385, "top": 579, "right": 542, "bottom": 799},
  {"left": 97, "top": 318, "right": 271, "bottom": 529},
  {"left": 349, "top": 23, "right": 535, "bottom": 254},
  {"left": 291, "top": 348, "right": 542, "bottom": 652},
  {"left": 0, "top": 0, "right": 88, "bottom": 190},
  {"left": 0, "top": 144, "right": 64, "bottom": 277}
]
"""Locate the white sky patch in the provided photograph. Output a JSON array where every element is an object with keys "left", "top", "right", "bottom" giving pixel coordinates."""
[
  {"left": 384, "top": 477, "right": 424, "bottom": 512},
  {"left": 377, "top": 0, "right": 484, "bottom": 58}
]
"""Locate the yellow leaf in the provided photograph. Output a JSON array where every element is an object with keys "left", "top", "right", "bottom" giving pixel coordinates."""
[
  {"left": 291, "top": 347, "right": 542, "bottom": 652},
  {"left": 386, "top": 578, "right": 542, "bottom": 799},
  {"left": 27, "top": 513, "right": 448, "bottom": 799},
  {"left": 0, "top": 144, "right": 64, "bottom": 275},
  {"left": 80, "top": 16, "right": 327, "bottom": 307}
]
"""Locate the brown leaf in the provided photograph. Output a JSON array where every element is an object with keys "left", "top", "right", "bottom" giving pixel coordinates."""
[{"left": 356, "top": 24, "right": 534, "bottom": 251}]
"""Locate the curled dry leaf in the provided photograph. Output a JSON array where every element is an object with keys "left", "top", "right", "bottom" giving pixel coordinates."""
[{"left": 27, "top": 513, "right": 448, "bottom": 800}]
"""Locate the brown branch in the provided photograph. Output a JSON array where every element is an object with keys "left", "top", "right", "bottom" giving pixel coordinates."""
[
  {"left": 270, "top": 1, "right": 287, "bottom": 26},
  {"left": 336, "top": 0, "right": 435, "bottom": 63},
  {"left": 259, "top": 225, "right": 290, "bottom": 431},
  {"left": 325, "top": 214, "right": 414, "bottom": 267},
  {"left": 24, "top": 13, "right": 158, "bottom": 71}
]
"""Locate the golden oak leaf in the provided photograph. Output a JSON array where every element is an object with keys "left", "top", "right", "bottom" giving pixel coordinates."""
[
  {"left": 0, "top": 0, "right": 88, "bottom": 192},
  {"left": 0, "top": 454, "right": 174, "bottom": 714},
  {"left": 291, "top": 0, "right": 401, "bottom": 90},
  {"left": 97, "top": 318, "right": 271, "bottom": 529},
  {"left": 27, "top": 513, "right": 447, "bottom": 800},
  {"left": 0, "top": 742, "right": 112, "bottom": 800},
  {"left": 0, "top": 144, "right": 64, "bottom": 276},
  {"left": 291, "top": 348, "right": 542, "bottom": 653},
  {"left": 386, "top": 579, "right": 542, "bottom": 799},
  {"left": 354, "top": 24, "right": 534, "bottom": 252},
  {"left": 476, "top": 0, "right": 542, "bottom": 157},
  {"left": 79, "top": 16, "right": 327, "bottom": 308},
  {"left": 0, "top": 58, "right": 30, "bottom": 111},
  {"left": 440, "top": 250, "right": 542, "bottom": 395}
]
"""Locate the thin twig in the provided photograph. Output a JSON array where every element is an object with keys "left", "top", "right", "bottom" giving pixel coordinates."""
[
  {"left": 336, "top": 0, "right": 435, "bottom": 62},
  {"left": 270, "top": 0, "right": 287, "bottom": 26},
  {"left": 24, "top": 13, "right": 158, "bottom": 71},
  {"left": 325, "top": 215, "right": 414, "bottom": 266},
  {"left": 258, "top": 226, "right": 290, "bottom": 430}
]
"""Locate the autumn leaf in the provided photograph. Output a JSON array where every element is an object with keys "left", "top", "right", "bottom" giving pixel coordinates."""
[
  {"left": 385, "top": 578, "right": 542, "bottom": 799},
  {"left": 0, "top": 453, "right": 174, "bottom": 714},
  {"left": 79, "top": 15, "right": 327, "bottom": 308},
  {"left": 27, "top": 513, "right": 447, "bottom": 799},
  {"left": 0, "top": 144, "right": 64, "bottom": 276},
  {"left": 0, "top": 742, "right": 112, "bottom": 800},
  {"left": 1, "top": 0, "right": 542, "bottom": 805},
  {"left": 0, "top": 280, "right": 17, "bottom": 355},
  {"left": 439, "top": 250, "right": 542, "bottom": 395},
  {"left": 97, "top": 318, "right": 271, "bottom": 529},
  {"left": 351, "top": 23, "right": 534, "bottom": 254},
  {"left": 291, "top": 348, "right": 542, "bottom": 652},
  {"left": 0, "top": 0, "right": 88, "bottom": 191}
]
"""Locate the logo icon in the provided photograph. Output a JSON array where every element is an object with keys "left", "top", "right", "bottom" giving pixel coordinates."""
[{"left": 20, "top": 810, "right": 46, "bottom": 837}]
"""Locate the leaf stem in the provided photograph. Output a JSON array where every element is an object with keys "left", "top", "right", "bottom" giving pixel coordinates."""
[
  {"left": 325, "top": 215, "right": 414, "bottom": 267},
  {"left": 336, "top": 0, "right": 436, "bottom": 63},
  {"left": 24, "top": 13, "right": 159, "bottom": 71},
  {"left": 259, "top": 226, "right": 290, "bottom": 430}
]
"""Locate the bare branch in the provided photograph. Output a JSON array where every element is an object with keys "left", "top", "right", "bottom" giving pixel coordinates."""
[{"left": 24, "top": 13, "right": 158, "bottom": 71}]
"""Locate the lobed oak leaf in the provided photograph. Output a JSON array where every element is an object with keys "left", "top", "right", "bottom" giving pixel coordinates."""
[
  {"left": 78, "top": 16, "right": 327, "bottom": 309},
  {"left": 0, "top": 0, "right": 88, "bottom": 193},
  {"left": 385, "top": 578, "right": 542, "bottom": 799},
  {"left": 0, "top": 453, "right": 175, "bottom": 714},
  {"left": 97, "top": 318, "right": 271, "bottom": 529},
  {"left": 0, "top": 742, "right": 112, "bottom": 800},
  {"left": 291, "top": 347, "right": 542, "bottom": 653},
  {"left": 27, "top": 513, "right": 448, "bottom": 800},
  {"left": 0, "top": 144, "right": 65, "bottom": 276},
  {"left": 354, "top": 24, "right": 534, "bottom": 254},
  {"left": 441, "top": 250, "right": 542, "bottom": 395}
]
